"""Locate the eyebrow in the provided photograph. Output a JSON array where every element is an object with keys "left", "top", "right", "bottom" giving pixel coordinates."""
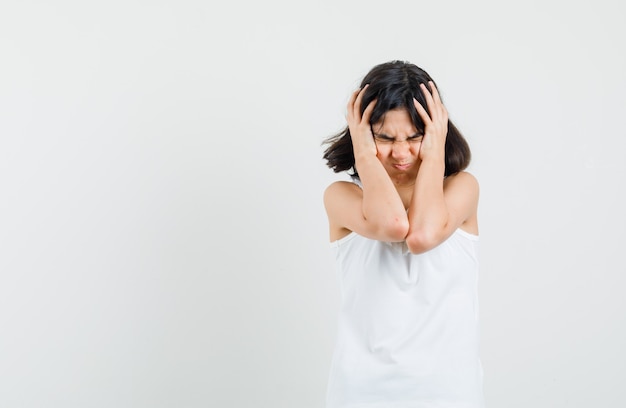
[{"left": 372, "top": 132, "right": 423, "bottom": 140}]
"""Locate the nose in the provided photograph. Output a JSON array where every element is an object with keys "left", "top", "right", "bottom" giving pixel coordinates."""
[{"left": 391, "top": 140, "right": 411, "bottom": 159}]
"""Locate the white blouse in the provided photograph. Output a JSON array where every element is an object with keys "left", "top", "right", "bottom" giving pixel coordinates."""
[{"left": 326, "top": 229, "right": 485, "bottom": 408}]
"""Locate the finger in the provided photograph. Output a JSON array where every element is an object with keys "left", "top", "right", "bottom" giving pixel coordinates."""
[
  {"left": 421, "top": 82, "right": 445, "bottom": 122},
  {"left": 421, "top": 83, "right": 441, "bottom": 123},
  {"left": 353, "top": 84, "right": 369, "bottom": 119},
  {"left": 437, "top": 103, "right": 448, "bottom": 124},
  {"left": 420, "top": 82, "right": 435, "bottom": 112},
  {"left": 414, "top": 97, "right": 432, "bottom": 124},
  {"left": 428, "top": 81, "right": 446, "bottom": 118},
  {"left": 361, "top": 98, "right": 377, "bottom": 126},
  {"left": 429, "top": 81, "right": 442, "bottom": 102}
]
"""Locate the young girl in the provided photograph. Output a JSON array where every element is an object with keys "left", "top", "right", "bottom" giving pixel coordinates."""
[{"left": 322, "top": 60, "right": 484, "bottom": 407}]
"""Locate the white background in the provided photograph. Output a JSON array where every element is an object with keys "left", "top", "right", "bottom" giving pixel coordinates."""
[{"left": 1, "top": 1, "right": 625, "bottom": 407}]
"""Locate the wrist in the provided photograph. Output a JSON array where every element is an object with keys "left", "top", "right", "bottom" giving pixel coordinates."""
[
  {"left": 354, "top": 150, "right": 378, "bottom": 164},
  {"left": 417, "top": 156, "right": 445, "bottom": 174}
]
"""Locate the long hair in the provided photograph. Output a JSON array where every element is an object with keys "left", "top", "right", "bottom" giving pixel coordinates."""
[{"left": 322, "top": 60, "right": 471, "bottom": 178}]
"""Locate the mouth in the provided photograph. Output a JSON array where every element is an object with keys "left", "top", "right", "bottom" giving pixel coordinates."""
[{"left": 393, "top": 163, "right": 412, "bottom": 171}]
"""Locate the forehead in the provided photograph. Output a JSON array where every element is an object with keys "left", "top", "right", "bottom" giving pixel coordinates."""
[{"left": 372, "top": 109, "right": 417, "bottom": 136}]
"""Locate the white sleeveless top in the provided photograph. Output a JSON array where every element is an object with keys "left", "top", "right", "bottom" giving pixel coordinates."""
[{"left": 326, "top": 229, "right": 485, "bottom": 408}]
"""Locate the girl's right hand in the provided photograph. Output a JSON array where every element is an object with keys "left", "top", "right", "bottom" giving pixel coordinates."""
[{"left": 347, "top": 85, "right": 377, "bottom": 157}]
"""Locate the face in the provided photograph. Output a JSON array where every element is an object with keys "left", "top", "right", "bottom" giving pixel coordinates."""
[{"left": 371, "top": 108, "right": 423, "bottom": 181}]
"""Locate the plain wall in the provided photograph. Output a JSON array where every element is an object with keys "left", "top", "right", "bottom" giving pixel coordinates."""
[{"left": 1, "top": 1, "right": 625, "bottom": 407}]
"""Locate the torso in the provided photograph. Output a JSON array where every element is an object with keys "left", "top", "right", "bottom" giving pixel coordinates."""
[{"left": 326, "top": 227, "right": 485, "bottom": 407}]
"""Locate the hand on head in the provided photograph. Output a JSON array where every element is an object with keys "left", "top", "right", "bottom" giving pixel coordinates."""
[
  {"left": 414, "top": 81, "right": 448, "bottom": 162},
  {"left": 347, "top": 84, "right": 377, "bottom": 157}
]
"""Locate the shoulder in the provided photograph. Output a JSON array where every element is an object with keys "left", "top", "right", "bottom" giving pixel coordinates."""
[
  {"left": 323, "top": 180, "right": 364, "bottom": 241},
  {"left": 445, "top": 170, "right": 478, "bottom": 185},
  {"left": 444, "top": 171, "right": 479, "bottom": 195},
  {"left": 323, "top": 180, "right": 362, "bottom": 203},
  {"left": 442, "top": 171, "right": 479, "bottom": 218},
  {"left": 323, "top": 180, "right": 364, "bottom": 221}
]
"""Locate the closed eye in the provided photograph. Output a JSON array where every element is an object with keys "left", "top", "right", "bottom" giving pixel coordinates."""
[
  {"left": 373, "top": 133, "right": 423, "bottom": 144},
  {"left": 373, "top": 134, "right": 395, "bottom": 143}
]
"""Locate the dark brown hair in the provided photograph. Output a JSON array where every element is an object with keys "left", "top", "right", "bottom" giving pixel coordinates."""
[{"left": 322, "top": 60, "right": 471, "bottom": 178}]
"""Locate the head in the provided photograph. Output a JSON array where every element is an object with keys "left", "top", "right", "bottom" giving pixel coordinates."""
[{"left": 322, "top": 60, "right": 471, "bottom": 178}]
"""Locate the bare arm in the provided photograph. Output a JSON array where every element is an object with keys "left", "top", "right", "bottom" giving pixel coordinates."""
[
  {"left": 406, "top": 82, "right": 479, "bottom": 253},
  {"left": 324, "top": 86, "right": 409, "bottom": 242}
]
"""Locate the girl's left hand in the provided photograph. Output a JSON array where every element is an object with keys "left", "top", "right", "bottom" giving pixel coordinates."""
[{"left": 414, "top": 81, "right": 448, "bottom": 162}]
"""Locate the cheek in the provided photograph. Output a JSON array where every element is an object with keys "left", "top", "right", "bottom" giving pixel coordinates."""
[
  {"left": 410, "top": 142, "right": 422, "bottom": 154},
  {"left": 375, "top": 145, "right": 388, "bottom": 160}
]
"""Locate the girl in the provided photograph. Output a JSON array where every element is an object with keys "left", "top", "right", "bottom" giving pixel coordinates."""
[{"left": 322, "top": 60, "right": 484, "bottom": 408}]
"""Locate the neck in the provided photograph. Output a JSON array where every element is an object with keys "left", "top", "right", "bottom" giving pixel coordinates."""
[{"left": 391, "top": 174, "right": 416, "bottom": 187}]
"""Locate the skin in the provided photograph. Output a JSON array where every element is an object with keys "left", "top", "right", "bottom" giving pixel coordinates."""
[{"left": 323, "top": 82, "right": 479, "bottom": 254}]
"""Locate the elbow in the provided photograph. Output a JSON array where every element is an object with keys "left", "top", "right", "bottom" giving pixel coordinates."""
[
  {"left": 405, "top": 229, "right": 441, "bottom": 254},
  {"left": 377, "top": 217, "right": 410, "bottom": 242}
]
